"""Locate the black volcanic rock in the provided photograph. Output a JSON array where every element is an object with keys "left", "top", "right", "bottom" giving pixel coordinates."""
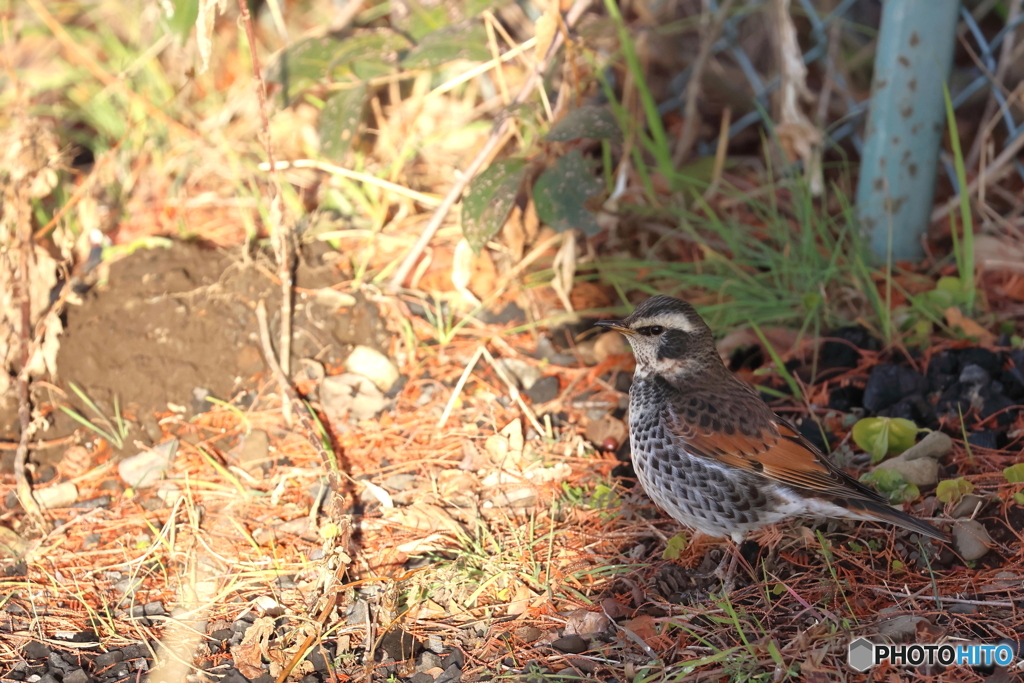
[
  {"left": 828, "top": 385, "right": 864, "bottom": 412},
  {"left": 878, "top": 394, "right": 938, "bottom": 429},
  {"left": 958, "top": 347, "right": 1002, "bottom": 376},
  {"left": 863, "top": 364, "right": 927, "bottom": 413},
  {"left": 819, "top": 326, "right": 881, "bottom": 370},
  {"left": 927, "top": 351, "right": 960, "bottom": 394},
  {"left": 1000, "top": 368, "right": 1024, "bottom": 401},
  {"left": 967, "top": 430, "right": 998, "bottom": 450}
]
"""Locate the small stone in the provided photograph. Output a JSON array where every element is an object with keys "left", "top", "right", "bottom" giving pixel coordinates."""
[
  {"left": 144, "top": 601, "right": 166, "bottom": 616},
  {"left": 417, "top": 652, "right": 444, "bottom": 672},
  {"left": 383, "top": 473, "right": 417, "bottom": 491},
  {"left": 551, "top": 634, "right": 588, "bottom": 654},
  {"left": 94, "top": 650, "right": 124, "bottom": 667},
  {"left": 515, "top": 626, "right": 543, "bottom": 642},
  {"left": 575, "top": 339, "right": 598, "bottom": 365},
  {"left": 435, "top": 663, "right": 462, "bottom": 683},
  {"left": 486, "top": 487, "right": 537, "bottom": 508},
  {"left": 993, "top": 571, "right": 1020, "bottom": 588},
  {"left": 34, "top": 482, "right": 78, "bottom": 509},
  {"left": 314, "top": 289, "right": 357, "bottom": 309},
  {"left": 254, "top": 595, "right": 284, "bottom": 617},
  {"left": 23, "top": 641, "right": 51, "bottom": 659},
  {"left": 118, "top": 440, "right": 178, "bottom": 489},
  {"left": 64, "top": 669, "right": 89, "bottom": 683},
  {"left": 967, "top": 430, "right": 998, "bottom": 449},
  {"left": 346, "top": 599, "right": 369, "bottom": 626},
  {"left": 494, "top": 358, "right": 542, "bottom": 391},
  {"left": 120, "top": 643, "right": 149, "bottom": 660},
  {"left": 947, "top": 603, "right": 979, "bottom": 614},
  {"left": 901, "top": 431, "right": 953, "bottom": 461},
  {"left": 238, "top": 429, "right": 270, "bottom": 470},
  {"left": 953, "top": 519, "right": 993, "bottom": 560},
  {"left": 594, "top": 332, "right": 628, "bottom": 362},
  {"left": 191, "top": 387, "right": 216, "bottom": 414},
  {"left": 534, "top": 336, "right": 576, "bottom": 366},
  {"left": 321, "top": 373, "right": 388, "bottom": 421},
  {"left": 113, "top": 577, "right": 143, "bottom": 596},
  {"left": 155, "top": 485, "right": 182, "bottom": 507},
  {"left": 584, "top": 415, "right": 628, "bottom": 451},
  {"left": 343, "top": 345, "right": 399, "bottom": 393},
  {"left": 958, "top": 347, "right": 1001, "bottom": 376},
  {"left": 524, "top": 375, "right": 559, "bottom": 404},
  {"left": 71, "top": 495, "right": 112, "bottom": 509},
  {"left": 874, "top": 454, "right": 939, "bottom": 486},
  {"left": 863, "top": 364, "right": 927, "bottom": 413},
  {"left": 878, "top": 615, "right": 929, "bottom": 640},
  {"left": 950, "top": 494, "right": 985, "bottom": 519},
  {"left": 959, "top": 363, "right": 991, "bottom": 388},
  {"left": 563, "top": 609, "right": 610, "bottom": 637}
]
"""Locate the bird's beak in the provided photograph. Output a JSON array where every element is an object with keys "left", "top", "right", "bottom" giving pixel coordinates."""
[{"left": 594, "top": 320, "right": 635, "bottom": 335}]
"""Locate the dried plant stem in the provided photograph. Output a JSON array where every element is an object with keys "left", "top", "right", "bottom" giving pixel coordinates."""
[
  {"left": 237, "top": 0, "right": 294, "bottom": 418},
  {"left": 437, "top": 346, "right": 485, "bottom": 429},
  {"left": 259, "top": 159, "right": 442, "bottom": 206},
  {"left": 387, "top": 0, "right": 593, "bottom": 292},
  {"left": 255, "top": 301, "right": 337, "bottom": 474},
  {"left": 673, "top": 0, "right": 735, "bottom": 167}
]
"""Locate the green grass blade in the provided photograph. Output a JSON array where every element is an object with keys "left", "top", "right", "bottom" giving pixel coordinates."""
[{"left": 943, "top": 83, "right": 975, "bottom": 311}]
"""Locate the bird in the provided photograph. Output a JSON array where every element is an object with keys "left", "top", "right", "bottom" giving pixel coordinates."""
[{"left": 595, "top": 295, "right": 949, "bottom": 584}]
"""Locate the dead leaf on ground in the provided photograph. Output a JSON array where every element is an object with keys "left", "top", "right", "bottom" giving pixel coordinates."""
[
  {"left": 974, "top": 234, "right": 1024, "bottom": 273},
  {"left": 944, "top": 307, "right": 995, "bottom": 344},
  {"left": 381, "top": 503, "right": 465, "bottom": 536}
]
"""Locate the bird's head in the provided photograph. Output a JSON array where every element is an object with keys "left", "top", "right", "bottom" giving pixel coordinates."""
[{"left": 595, "top": 295, "right": 720, "bottom": 379}]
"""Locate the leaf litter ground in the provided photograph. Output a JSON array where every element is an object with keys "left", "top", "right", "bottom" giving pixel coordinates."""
[{"left": 2, "top": 238, "right": 1023, "bottom": 683}]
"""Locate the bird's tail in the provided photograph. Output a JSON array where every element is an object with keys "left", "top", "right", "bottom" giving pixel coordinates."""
[{"left": 846, "top": 497, "right": 950, "bottom": 543}]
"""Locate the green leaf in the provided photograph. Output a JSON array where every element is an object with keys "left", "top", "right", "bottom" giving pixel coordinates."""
[
  {"left": 546, "top": 106, "right": 621, "bottom": 142},
  {"left": 1015, "top": 492, "right": 1024, "bottom": 506},
  {"left": 533, "top": 150, "right": 604, "bottom": 236},
  {"left": 168, "top": 0, "right": 199, "bottom": 42},
  {"left": 329, "top": 30, "right": 411, "bottom": 80},
  {"left": 851, "top": 417, "right": 921, "bottom": 463},
  {"left": 461, "top": 159, "right": 527, "bottom": 254},
  {"left": 935, "top": 477, "right": 974, "bottom": 504},
  {"left": 1004, "top": 463, "right": 1024, "bottom": 484},
  {"left": 891, "top": 559, "right": 904, "bottom": 572},
  {"left": 400, "top": 23, "right": 490, "bottom": 69},
  {"left": 662, "top": 531, "right": 688, "bottom": 560},
  {"left": 860, "top": 469, "right": 920, "bottom": 504},
  {"left": 320, "top": 84, "right": 367, "bottom": 162},
  {"left": 268, "top": 32, "right": 409, "bottom": 103}
]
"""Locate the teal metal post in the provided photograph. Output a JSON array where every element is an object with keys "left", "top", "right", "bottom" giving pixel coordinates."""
[{"left": 856, "top": 0, "right": 961, "bottom": 261}]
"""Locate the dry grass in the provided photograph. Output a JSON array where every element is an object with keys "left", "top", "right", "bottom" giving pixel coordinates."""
[{"left": 1, "top": 0, "right": 1023, "bottom": 681}]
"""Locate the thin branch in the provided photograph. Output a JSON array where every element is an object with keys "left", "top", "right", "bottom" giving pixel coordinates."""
[{"left": 237, "top": 0, "right": 294, "bottom": 417}]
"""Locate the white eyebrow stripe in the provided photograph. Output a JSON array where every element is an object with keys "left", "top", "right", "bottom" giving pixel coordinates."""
[{"left": 637, "top": 312, "right": 695, "bottom": 333}]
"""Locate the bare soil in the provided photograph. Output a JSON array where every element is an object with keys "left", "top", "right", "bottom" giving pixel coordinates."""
[{"left": 1, "top": 241, "right": 387, "bottom": 465}]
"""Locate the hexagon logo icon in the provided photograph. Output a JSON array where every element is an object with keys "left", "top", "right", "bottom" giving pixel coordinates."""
[{"left": 849, "top": 638, "right": 875, "bottom": 672}]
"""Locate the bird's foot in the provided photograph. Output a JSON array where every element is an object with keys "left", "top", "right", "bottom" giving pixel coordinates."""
[{"left": 713, "top": 548, "right": 739, "bottom": 593}]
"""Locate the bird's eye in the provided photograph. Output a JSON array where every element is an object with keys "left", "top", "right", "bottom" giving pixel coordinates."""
[{"left": 649, "top": 325, "right": 665, "bottom": 335}]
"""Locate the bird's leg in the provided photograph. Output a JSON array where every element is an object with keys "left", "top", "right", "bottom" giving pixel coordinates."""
[{"left": 713, "top": 542, "right": 740, "bottom": 592}]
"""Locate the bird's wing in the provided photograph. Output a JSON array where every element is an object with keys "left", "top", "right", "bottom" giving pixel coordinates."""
[{"left": 662, "top": 381, "right": 887, "bottom": 503}]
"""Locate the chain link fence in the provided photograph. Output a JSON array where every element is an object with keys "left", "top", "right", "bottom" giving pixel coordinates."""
[{"left": 655, "top": 0, "right": 1024, "bottom": 196}]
